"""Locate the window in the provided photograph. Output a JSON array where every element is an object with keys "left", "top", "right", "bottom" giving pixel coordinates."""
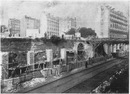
[
  {"left": 113, "top": 23, "right": 114, "bottom": 28},
  {"left": 113, "top": 23, "right": 115, "bottom": 28},
  {"left": 110, "top": 24, "right": 112, "bottom": 28},
  {"left": 115, "top": 24, "right": 116, "bottom": 28}
]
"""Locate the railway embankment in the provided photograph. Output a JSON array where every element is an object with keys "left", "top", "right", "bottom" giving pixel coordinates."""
[{"left": 18, "top": 56, "right": 128, "bottom": 93}]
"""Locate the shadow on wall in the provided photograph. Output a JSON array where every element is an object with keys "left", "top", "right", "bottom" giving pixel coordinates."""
[
  {"left": 95, "top": 44, "right": 107, "bottom": 57},
  {"left": 1, "top": 38, "right": 32, "bottom": 52}
]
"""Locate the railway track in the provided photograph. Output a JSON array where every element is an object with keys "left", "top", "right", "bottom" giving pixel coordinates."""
[
  {"left": 64, "top": 57, "right": 128, "bottom": 93},
  {"left": 18, "top": 56, "right": 128, "bottom": 93}
]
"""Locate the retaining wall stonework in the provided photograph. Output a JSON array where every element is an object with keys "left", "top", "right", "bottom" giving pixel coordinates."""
[
  {"left": 1, "top": 38, "right": 74, "bottom": 53},
  {"left": 1, "top": 38, "right": 32, "bottom": 52}
]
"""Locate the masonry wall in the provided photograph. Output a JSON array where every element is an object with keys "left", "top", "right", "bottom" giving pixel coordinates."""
[
  {"left": 1, "top": 38, "right": 75, "bottom": 53},
  {"left": 1, "top": 38, "right": 32, "bottom": 52}
]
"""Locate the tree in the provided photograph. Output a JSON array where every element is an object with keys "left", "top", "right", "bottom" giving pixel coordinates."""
[
  {"left": 50, "top": 35, "right": 61, "bottom": 45},
  {"left": 79, "top": 27, "right": 97, "bottom": 38},
  {"left": 65, "top": 28, "right": 76, "bottom": 35}
]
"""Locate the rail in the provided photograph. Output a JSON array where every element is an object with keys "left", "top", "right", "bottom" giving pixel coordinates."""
[{"left": 20, "top": 56, "right": 128, "bottom": 93}]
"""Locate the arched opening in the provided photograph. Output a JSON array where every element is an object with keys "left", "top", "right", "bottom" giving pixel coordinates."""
[
  {"left": 95, "top": 44, "right": 106, "bottom": 57},
  {"left": 77, "top": 43, "right": 85, "bottom": 61}
]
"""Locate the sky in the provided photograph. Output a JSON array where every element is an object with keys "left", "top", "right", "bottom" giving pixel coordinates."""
[{"left": 0, "top": 0, "right": 129, "bottom": 30}]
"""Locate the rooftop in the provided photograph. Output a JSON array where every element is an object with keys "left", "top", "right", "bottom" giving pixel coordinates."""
[{"left": 104, "top": 5, "right": 127, "bottom": 19}]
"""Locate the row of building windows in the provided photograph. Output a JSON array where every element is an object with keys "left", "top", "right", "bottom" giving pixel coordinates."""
[
  {"left": 26, "top": 23, "right": 40, "bottom": 29},
  {"left": 47, "top": 23, "right": 59, "bottom": 28},
  {"left": 47, "top": 32, "right": 59, "bottom": 37},
  {"left": 48, "top": 27, "right": 59, "bottom": 31},
  {"left": 11, "top": 28, "right": 20, "bottom": 31},
  {"left": 47, "top": 32, "right": 59, "bottom": 36},
  {"left": 25, "top": 17, "right": 40, "bottom": 29},
  {"left": 47, "top": 16, "right": 59, "bottom": 21},
  {"left": 110, "top": 9, "right": 127, "bottom": 19},
  {"left": 47, "top": 15, "right": 59, "bottom": 20},
  {"left": 110, "top": 33, "right": 127, "bottom": 38},
  {"left": 10, "top": 20, "right": 20, "bottom": 22},
  {"left": 110, "top": 22, "right": 127, "bottom": 31},
  {"left": 10, "top": 22, "right": 20, "bottom": 26},
  {"left": 26, "top": 20, "right": 40, "bottom": 25},
  {"left": 9, "top": 19, "right": 20, "bottom": 22},
  {"left": 47, "top": 19, "right": 59, "bottom": 24},
  {"left": 10, "top": 25, "right": 20, "bottom": 29},
  {"left": 110, "top": 16, "right": 127, "bottom": 26},
  {"left": 110, "top": 13, "right": 127, "bottom": 23},
  {"left": 9, "top": 22, "right": 20, "bottom": 26},
  {"left": 47, "top": 20, "right": 59, "bottom": 24}
]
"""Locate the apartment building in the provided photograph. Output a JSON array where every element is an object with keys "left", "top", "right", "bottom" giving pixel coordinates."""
[
  {"left": 40, "top": 12, "right": 59, "bottom": 38},
  {"left": 8, "top": 18, "right": 20, "bottom": 37},
  {"left": 21, "top": 15, "right": 40, "bottom": 38},
  {"left": 59, "top": 17, "right": 77, "bottom": 37},
  {"left": 95, "top": 5, "right": 128, "bottom": 38}
]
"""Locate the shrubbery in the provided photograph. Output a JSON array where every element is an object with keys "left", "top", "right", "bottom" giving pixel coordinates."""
[
  {"left": 50, "top": 35, "right": 66, "bottom": 45},
  {"left": 33, "top": 36, "right": 66, "bottom": 45}
]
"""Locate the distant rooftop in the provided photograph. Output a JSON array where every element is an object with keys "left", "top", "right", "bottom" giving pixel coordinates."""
[{"left": 104, "top": 5, "right": 127, "bottom": 18}]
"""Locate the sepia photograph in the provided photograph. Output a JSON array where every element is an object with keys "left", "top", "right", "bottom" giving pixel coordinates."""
[{"left": 0, "top": 0, "right": 129, "bottom": 93}]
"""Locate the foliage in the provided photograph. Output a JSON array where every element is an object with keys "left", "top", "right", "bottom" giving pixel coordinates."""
[
  {"left": 35, "top": 38, "right": 40, "bottom": 41},
  {"left": 50, "top": 35, "right": 66, "bottom": 45},
  {"left": 79, "top": 27, "right": 97, "bottom": 38},
  {"left": 50, "top": 35, "right": 61, "bottom": 45},
  {"left": 65, "top": 27, "right": 97, "bottom": 38},
  {"left": 65, "top": 28, "right": 76, "bottom": 35}
]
